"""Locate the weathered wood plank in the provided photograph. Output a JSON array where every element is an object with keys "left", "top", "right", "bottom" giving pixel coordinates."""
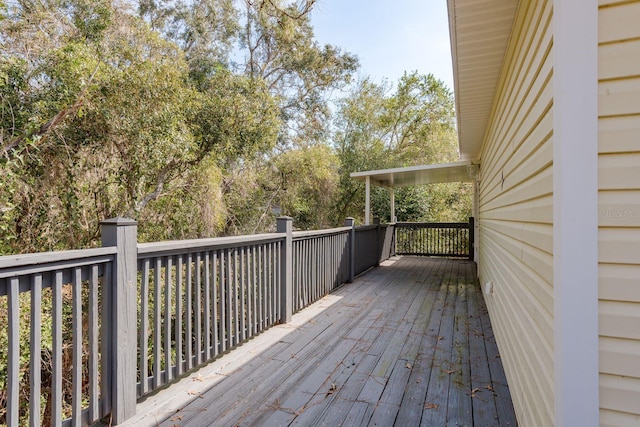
[
  {"left": 121, "top": 257, "right": 517, "bottom": 427},
  {"left": 169, "top": 283, "right": 376, "bottom": 426},
  {"left": 480, "top": 289, "right": 518, "bottom": 426},
  {"left": 368, "top": 359, "right": 414, "bottom": 425},
  {"left": 467, "top": 266, "right": 499, "bottom": 426},
  {"left": 178, "top": 264, "right": 404, "bottom": 422},
  {"left": 293, "top": 353, "right": 380, "bottom": 426},
  {"left": 447, "top": 278, "right": 473, "bottom": 426},
  {"left": 395, "top": 280, "right": 449, "bottom": 425},
  {"left": 421, "top": 277, "right": 457, "bottom": 426}
]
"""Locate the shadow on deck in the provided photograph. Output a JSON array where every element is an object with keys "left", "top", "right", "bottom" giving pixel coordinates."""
[{"left": 121, "top": 256, "right": 517, "bottom": 426}]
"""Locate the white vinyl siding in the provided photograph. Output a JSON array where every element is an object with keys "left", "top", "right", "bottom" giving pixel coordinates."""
[
  {"left": 476, "top": 1, "right": 554, "bottom": 426},
  {"left": 598, "top": 0, "right": 640, "bottom": 424}
]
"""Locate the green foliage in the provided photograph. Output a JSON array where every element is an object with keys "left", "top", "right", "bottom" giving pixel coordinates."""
[
  {"left": 333, "top": 73, "right": 471, "bottom": 224},
  {"left": 0, "top": 1, "right": 285, "bottom": 253},
  {"left": 240, "top": 0, "right": 358, "bottom": 147},
  {"left": 275, "top": 144, "right": 338, "bottom": 229},
  {"left": 0, "top": 4, "right": 475, "bottom": 423}
]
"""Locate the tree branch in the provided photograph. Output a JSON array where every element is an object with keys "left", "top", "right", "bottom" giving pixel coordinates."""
[{"left": 1, "top": 63, "right": 101, "bottom": 160}]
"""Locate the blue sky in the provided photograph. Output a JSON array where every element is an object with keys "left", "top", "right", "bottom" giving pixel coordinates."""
[{"left": 310, "top": 0, "right": 454, "bottom": 91}]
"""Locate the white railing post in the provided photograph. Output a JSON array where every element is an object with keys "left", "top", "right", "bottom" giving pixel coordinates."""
[
  {"left": 277, "top": 216, "right": 293, "bottom": 323},
  {"left": 344, "top": 217, "right": 355, "bottom": 283},
  {"left": 100, "top": 217, "right": 138, "bottom": 424}
]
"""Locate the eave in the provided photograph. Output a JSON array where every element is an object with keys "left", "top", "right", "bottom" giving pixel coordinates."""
[{"left": 447, "top": 0, "right": 520, "bottom": 161}]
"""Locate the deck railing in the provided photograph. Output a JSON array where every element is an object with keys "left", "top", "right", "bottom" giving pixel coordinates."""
[
  {"left": 353, "top": 224, "right": 396, "bottom": 276},
  {"left": 291, "top": 226, "right": 351, "bottom": 313},
  {"left": 395, "top": 218, "right": 475, "bottom": 259},
  {"left": 135, "top": 233, "right": 285, "bottom": 399},
  {"left": 0, "top": 247, "right": 117, "bottom": 427},
  {"left": 0, "top": 216, "right": 466, "bottom": 426}
]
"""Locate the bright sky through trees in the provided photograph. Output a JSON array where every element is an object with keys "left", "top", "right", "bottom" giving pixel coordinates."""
[{"left": 310, "top": 0, "right": 454, "bottom": 90}]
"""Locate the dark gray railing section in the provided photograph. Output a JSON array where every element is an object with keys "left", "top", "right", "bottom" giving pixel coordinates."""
[
  {"left": 0, "top": 215, "right": 408, "bottom": 426},
  {"left": 0, "top": 247, "right": 117, "bottom": 427},
  {"left": 379, "top": 224, "right": 397, "bottom": 262},
  {"left": 135, "top": 233, "right": 284, "bottom": 399},
  {"left": 395, "top": 218, "right": 475, "bottom": 259},
  {"left": 291, "top": 227, "right": 351, "bottom": 313},
  {"left": 353, "top": 223, "right": 397, "bottom": 276},
  {"left": 353, "top": 225, "right": 378, "bottom": 276}
]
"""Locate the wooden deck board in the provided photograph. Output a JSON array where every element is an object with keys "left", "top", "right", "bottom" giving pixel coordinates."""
[{"left": 121, "top": 256, "right": 517, "bottom": 427}]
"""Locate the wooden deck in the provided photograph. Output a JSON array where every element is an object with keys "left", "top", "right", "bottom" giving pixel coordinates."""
[{"left": 120, "top": 256, "right": 517, "bottom": 427}]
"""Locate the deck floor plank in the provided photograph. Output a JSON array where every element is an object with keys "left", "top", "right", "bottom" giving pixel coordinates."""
[{"left": 121, "top": 256, "right": 517, "bottom": 427}]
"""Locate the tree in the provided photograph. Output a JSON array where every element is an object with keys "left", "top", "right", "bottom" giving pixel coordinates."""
[
  {"left": 0, "top": 1, "right": 281, "bottom": 253},
  {"left": 333, "top": 73, "right": 471, "bottom": 224},
  {"left": 239, "top": 0, "right": 358, "bottom": 147}
]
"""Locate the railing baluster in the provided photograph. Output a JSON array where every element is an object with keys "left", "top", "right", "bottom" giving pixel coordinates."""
[
  {"left": 7, "top": 278, "right": 19, "bottom": 427},
  {"left": 267, "top": 243, "right": 272, "bottom": 324},
  {"left": 212, "top": 251, "right": 219, "bottom": 357},
  {"left": 30, "top": 274, "right": 42, "bottom": 427},
  {"left": 249, "top": 246, "right": 255, "bottom": 336},
  {"left": 220, "top": 249, "right": 227, "bottom": 353},
  {"left": 72, "top": 267, "right": 82, "bottom": 427},
  {"left": 292, "top": 242, "right": 297, "bottom": 312},
  {"left": 153, "top": 257, "right": 162, "bottom": 388},
  {"left": 333, "top": 234, "right": 338, "bottom": 289},
  {"left": 253, "top": 245, "right": 258, "bottom": 334},
  {"left": 53, "top": 271, "right": 63, "bottom": 427},
  {"left": 89, "top": 265, "right": 99, "bottom": 421},
  {"left": 204, "top": 252, "right": 211, "bottom": 360},
  {"left": 165, "top": 256, "right": 173, "bottom": 381},
  {"left": 8, "top": 277, "right": 19, "bottom": 427},
  {"left": 140, "top": 259, "right": 150, "bottom": 395},
  {"left": 225, "top": 248, "right": 232, "bottom": 350},
  {"left": 175, "top": 255, "right": 184, "bottom": 376},
  {"left": 247, "top": 246, "right": 253, "bottom": 337},
  {"left": 240, "top": 247, "right": 246, "bottom": 342},
  {"left": 186, "top": 253, "right": 193, "bottom": 369},
  {"left": 273, "top": 242, "right": 278, "bottom": 322},
  {"left": 301, "top": 239, "right": 306, "bottom": 307},
  {"left": 259, "top": 245, "right": 265, "bottom": 331},
  {"left": 195, "top": 252, "right": 202, "bottom": 365},
  {"left": 233, "top": 249, "right": 240, "bottom": 344}
]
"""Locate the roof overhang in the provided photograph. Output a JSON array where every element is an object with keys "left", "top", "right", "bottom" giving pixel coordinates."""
[
  {"left": 350, "top": 161, "right": 479, "bottom": 188},
  {"left": 447, "top": 0, "right": 520, "bottom": 160}
]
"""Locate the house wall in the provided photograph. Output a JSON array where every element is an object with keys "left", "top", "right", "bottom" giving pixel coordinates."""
[
  {"left": 598, "top": 1, "right": 640, "bottom": 425},
  {"left": 476, "top": 0, "right": 554, "bottom": 425}
]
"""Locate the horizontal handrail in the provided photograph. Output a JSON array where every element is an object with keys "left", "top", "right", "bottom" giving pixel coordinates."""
[
  {"left": 396, "top": 222, "right": 468, "bottom": 228},
  {"left": 292, "top": 226, "right": 351, "bottom": 239},
  {"left": 0, "top": 246, "right": 117, "bottom": 270},
  {"left": 138, "top": 233, "right": 284, "bottom": 256}
]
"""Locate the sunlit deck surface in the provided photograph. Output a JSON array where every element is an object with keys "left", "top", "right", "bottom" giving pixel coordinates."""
[{"left": 122, "top": 256, "right": 517, "bottom": 427}]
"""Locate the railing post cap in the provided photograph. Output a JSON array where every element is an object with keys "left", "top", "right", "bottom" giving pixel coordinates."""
[
  {"left": 100, "top": 217, "right": 137, "bottom": 226},
  {"left": 277, "top": 216, "right": 293, "bottom": 233},
  {"left": 344, "top": 217, "right": 355, "bottom": 227}
]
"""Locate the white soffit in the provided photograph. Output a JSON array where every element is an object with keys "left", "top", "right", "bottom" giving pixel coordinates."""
[
  {"left": 447, "top": 0, "right": 520, "bottom": 160},
  {"left": 350, "top": 161, "right": 478, "bottom": 188}
]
